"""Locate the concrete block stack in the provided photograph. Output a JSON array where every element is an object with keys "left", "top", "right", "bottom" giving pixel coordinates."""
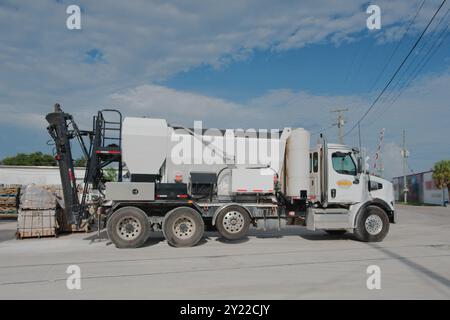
[{"left": 16, "top": 184, "right": 63, "bottom": 239}]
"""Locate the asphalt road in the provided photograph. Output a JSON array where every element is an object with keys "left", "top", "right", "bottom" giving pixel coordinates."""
[{"left": 0, "top": 204, "right": 449, "bottom": 299}]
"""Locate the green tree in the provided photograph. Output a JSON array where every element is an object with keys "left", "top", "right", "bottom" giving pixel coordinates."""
[
  {"left": 432, "top": 160, "right": 450, "bottom": 200},
  {"left": 1, "top": 152, "right": 56, "bottom": 166},
  {"left": 74, "top": 157, "right": 87, "bottom": 167},
  {"left": 103, "top": 168, "right": 118, "bottom": 182}
]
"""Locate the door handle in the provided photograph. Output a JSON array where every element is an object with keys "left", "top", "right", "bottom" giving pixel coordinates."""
[
  {"left": 331, "top": 189, "right": 336, "bottom": 198},
  {"left": 353, "top": 178, "right": 360, "bottom": 184}
]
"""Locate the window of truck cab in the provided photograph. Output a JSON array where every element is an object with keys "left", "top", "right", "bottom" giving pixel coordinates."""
[{"left": 331, "top": 152, "right": 357, "bottom": 176}]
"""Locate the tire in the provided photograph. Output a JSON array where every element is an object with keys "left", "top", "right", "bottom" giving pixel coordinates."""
[
  {"left": 215, "top": 205, "right": 251, "bottom": 240},
  {"left": 354, "top": 205, "right": 389, "bottom": 242},
  {"left": 106, "top": 206, "right": 150, "bottom": 248},
  {"left": 324, "top": 230, "right": 347, "bottom": 235},
  {"left": 163, "top": 207, "right": 204, "bottom": 247}
]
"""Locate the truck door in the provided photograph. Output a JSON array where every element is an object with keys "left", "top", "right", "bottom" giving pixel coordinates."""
[
  {"left": 327, "top": 150, "right": 363, "bottom": 204},
  {"left": 309, "top": 150, "right": 320, "bottom": 202}
]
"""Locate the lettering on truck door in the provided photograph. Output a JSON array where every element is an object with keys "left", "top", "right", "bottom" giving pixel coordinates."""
[{"left": 328, "top": 150, "right": 363, "bottom": 203}]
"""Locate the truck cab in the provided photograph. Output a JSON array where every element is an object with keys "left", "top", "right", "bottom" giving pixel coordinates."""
[{"left": 307, "top": 142, "right": 395, "bottom": 241}]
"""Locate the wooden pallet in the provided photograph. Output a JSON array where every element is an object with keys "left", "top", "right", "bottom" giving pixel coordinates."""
[
  {"left": 16, "top": 229, "right": 57, "bottom": 239},
  {"left": 0, "top": 206, "right": 17, "bottom": 214},
  {"left": 0, "top": 214, "right": 18, "bottom": 219},
  {"left": 0, "top": 187, "right": 20, "bottom": 196},
  {"left": 0, "top": 198, "right": 17, "bottom": 206}
]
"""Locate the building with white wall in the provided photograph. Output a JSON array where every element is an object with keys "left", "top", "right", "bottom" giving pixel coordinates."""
[{"left": 0, "top": 165, "right": 86, "bottom": 186}]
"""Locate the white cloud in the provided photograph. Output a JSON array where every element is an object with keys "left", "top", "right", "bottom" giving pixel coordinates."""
[
  {"left": 108, "top": 84, "right": 366, "bottom": 131},
  {"left": 105, "top": 69, "right": 450, "bottom": 176},
  {"left": 0, "top": 0, "right": 430, "bottom": 90},
  {"left": 0, "top": 0, "right": 448, "bottom": 174},
  {"left": 109, "top": 85, "right": 246, "bottom": 126},
  {"left": 0, "top": 0, "right": 433, "bottom": 125}
]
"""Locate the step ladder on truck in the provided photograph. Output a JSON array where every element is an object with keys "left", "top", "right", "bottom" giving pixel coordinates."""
[{"left": 45, "top": 104, "right": 396, "bottom": 248}]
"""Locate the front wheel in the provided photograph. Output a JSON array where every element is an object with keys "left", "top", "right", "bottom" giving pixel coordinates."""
[{"left": 354, "top": 205, "right": 389, "bottom": 242}]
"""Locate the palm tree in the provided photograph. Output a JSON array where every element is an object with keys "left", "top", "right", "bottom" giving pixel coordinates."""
[{"left": 432, "top": 160, "right": 450, "bottom": 205}]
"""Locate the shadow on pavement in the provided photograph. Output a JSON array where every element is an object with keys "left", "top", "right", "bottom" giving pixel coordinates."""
[
  {"left": 80, "top": 225, "right": 356, "bottom": 248},
  {"left": 368, "top": 243, "right": 450, "bottom": 289}
]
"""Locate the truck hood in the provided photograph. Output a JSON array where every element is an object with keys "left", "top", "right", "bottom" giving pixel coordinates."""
[{"left": 369, "top": 175, "right": 395, "bottom": 210}]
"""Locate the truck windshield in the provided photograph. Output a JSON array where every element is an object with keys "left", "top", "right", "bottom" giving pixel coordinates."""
[{"left": 332, "top": 152, "right": 356, "bottom": 176}]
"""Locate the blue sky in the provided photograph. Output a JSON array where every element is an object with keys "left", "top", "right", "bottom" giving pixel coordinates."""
[
  {"left": 0, "top": 0, "right": 449, "bottom": 178},
  {"left": 164, "top": 33, "right": 450, "bottom": 100}
]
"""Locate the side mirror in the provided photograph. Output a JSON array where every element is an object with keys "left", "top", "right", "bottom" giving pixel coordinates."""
[{"left": 357, "top": 157, "right": 363, "bottom": 174}]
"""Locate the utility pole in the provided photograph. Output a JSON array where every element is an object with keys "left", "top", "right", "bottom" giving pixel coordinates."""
[
  {"left": 331, "top": 108, "right": 348, "bottom": 144},
  {"left": 358, "top": 123, "right": 362, "bottom": 151},
  {"left": 401, "top": 130, "right": 409, "bottom": 204},
  {"left": 373, "top": 128, "right": 385, "bottom": 177}
]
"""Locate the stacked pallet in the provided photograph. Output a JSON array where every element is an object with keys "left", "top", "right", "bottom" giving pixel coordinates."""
[
  {"left": 16, "top": 184, "right": 62, "bottom": 239},
  {"left": 0, "top": 186, "right": 20, "bottom": 217}
]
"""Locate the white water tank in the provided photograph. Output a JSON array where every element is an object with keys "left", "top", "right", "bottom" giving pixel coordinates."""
[{"left": 285, "top": 128, "right": 310, "bottom": 197}]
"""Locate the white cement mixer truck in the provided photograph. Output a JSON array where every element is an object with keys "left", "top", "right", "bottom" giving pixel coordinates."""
[{"left": 46, "top": 105, "right": 396, "bottom": 248}]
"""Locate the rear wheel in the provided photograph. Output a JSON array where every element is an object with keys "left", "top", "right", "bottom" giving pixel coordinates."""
[
  {"left": 354, "top": 205, "right": 389, "bottom": 242},
  {"left": 107, "top": 206, "right": 150, "bottom": 248},
  {"left": 163, "top": 207, "right": 204, "bottom": 247},
  {"left": 215, "top": 205, "right": 251, "bottom": 240}
]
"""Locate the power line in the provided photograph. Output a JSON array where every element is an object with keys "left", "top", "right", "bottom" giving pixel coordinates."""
[
  {"left": 368, "top": 0, "right": 427, "bottom": 93},
  {"left": 386, "top": 26, "right": 448, "bottom": 107},
  {"left": 380, "top": 7, "right": 450, "bottom": 105},
  {"left": 366, "top": 11, "right": 449, "bottom": 125},
  {"left": 344, "top": 0, "right": 448, "bottom": 137},
  {"left": 390, "top": 12, "right": 449, "bottom": 96}
]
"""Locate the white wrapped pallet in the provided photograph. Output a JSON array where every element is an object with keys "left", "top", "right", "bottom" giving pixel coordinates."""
[
  {"left": 16, "top": 208, "right": 60, "bottom": 239},
  {"left": 20, "top": 184, "right": 57, "bottom": 210}
]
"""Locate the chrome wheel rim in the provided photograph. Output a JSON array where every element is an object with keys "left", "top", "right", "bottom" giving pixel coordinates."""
[
  {"left": 365, "top": 214, "right": 383, "bottom": 235},
  {"left": 117, "top": 217, "right": 142, "bottom": 241},
  {"left": 223, "top": 211, "right": 245, "bottom": 233},
  {"left": 173, "top": 216, "right": 195, "bottom": 239}
]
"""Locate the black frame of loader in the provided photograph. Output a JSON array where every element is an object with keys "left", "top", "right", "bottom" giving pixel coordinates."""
[{"left": 46, "top": 104, "right": 123, "bottom": 227}]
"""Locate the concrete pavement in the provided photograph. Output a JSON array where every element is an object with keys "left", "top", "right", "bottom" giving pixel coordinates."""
[{"left": 0, "top": 204, "right": 449, "bottom": 299}]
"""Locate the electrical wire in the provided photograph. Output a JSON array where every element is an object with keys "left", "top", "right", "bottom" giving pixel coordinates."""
[
  {"left": 365, "top": 10, "right": 449, "bottom": 126},
  {"left": 368, "top": 0, "right": 427, "bottom": 93},
  {"left": 344, "top": 0, "right": 447, "bottom": 137},
  {"left": 380, "top": 7, "right": 449, "bottom": 105}
]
